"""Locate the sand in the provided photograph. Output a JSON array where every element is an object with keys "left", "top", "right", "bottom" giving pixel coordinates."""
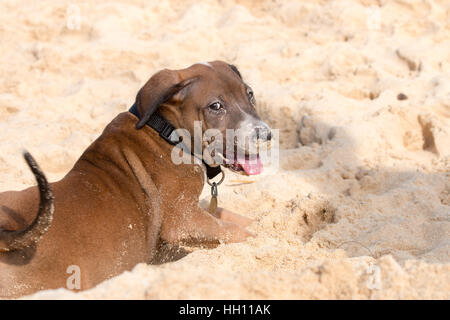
[{"left": 0, "top": 0, "right": 448, "bottom": 299}]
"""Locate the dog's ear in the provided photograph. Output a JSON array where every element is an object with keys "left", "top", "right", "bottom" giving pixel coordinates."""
[
  {"left": 228, "top": 64, "right": 242, "bottom": 79},
  {"left": 135, "top": 69, "right": 195, "bottom": 129}
]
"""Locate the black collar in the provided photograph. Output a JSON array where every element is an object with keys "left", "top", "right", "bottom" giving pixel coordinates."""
[
  {"left": 129, "top": 104, "right": 222, "bottom": 180},
  {"left": 129, "top": 103, "right": 180, "bottom": 145}
]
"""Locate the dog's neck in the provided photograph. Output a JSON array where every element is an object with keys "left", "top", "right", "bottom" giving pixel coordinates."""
[
  {"left": 128, "top": 105, "right": 222, "bottom": 180},
  {"left": 128, "top": 103, "right": 180, "bottom": 145}
]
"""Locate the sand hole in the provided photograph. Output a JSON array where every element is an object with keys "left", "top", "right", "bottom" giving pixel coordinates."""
[{"left": 418, "top": 115, "right": 439, "bottom": 155}]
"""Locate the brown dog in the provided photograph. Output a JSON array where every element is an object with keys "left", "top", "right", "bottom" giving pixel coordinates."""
[{"left": 0, "top": 61, "right": 272, "bottom": 298}]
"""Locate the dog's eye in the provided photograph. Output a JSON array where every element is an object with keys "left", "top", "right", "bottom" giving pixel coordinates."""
[
  {"left": 208, "top": 102, "right": 223, "bottom": 112},
  {"left": 247, "top": 88, "right": 255, "bottom": 105}
]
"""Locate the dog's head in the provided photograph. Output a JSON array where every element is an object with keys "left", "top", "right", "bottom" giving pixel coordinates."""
[{"left": 134, "top": 61, "right": 272, "bottom": 175}]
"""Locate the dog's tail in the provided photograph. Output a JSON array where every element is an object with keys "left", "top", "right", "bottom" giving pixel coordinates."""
[{"left": 0, "top": 152, "right": 54, "bottom": 252}]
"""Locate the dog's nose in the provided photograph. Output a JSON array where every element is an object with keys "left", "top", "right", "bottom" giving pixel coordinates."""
[{"left": 255, "top": 126, "right": 272, "bottom": 141}]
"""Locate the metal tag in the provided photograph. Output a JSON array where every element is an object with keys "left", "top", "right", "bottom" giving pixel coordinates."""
[{"left": 208, "top": 182, "right": 218, "bottom": 215}]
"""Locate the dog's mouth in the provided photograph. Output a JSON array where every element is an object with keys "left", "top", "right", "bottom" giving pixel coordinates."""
[
  {"left": 206, "top": 140, "right": 269, "bottom": 176},
  {"left": 222, "top": 153, "right": 263, "bottom": 176}
]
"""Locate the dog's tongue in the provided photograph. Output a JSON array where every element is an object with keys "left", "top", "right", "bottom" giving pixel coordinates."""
[{"left": 237, "top": 155, "right": 263, "bottom": 175}]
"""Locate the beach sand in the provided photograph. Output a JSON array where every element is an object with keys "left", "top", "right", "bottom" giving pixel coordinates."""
[{"left": 0, "top": 0, "right": 448, "bottom": 299}]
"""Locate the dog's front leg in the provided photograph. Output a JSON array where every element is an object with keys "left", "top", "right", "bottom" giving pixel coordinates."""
[
  {"left": 212, "top": 207, "right": 254, "bottom": 228},
  {"left": 161, "top": 207, "right": 253, "bottom": 245}
]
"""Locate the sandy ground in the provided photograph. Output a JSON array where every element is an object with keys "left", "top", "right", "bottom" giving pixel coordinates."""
[{"left": 0, "top": 0, "right": 449, "bottom": 299}]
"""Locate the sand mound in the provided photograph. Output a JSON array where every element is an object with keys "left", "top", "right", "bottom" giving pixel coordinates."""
[{"left": 0, "top": 0, "right": 448, "bottom": 299}]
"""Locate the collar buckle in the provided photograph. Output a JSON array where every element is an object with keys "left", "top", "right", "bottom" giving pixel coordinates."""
[{"left": 160, "top": 123, "right": 175, "bottom": 142}]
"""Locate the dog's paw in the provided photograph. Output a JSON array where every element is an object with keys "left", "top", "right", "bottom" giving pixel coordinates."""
[
  {"left": 221, "top": 221, "right": 254, "bottom": 243},
  {"left": 215, "top": 207, "right": 254, "bottom": 228}
]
